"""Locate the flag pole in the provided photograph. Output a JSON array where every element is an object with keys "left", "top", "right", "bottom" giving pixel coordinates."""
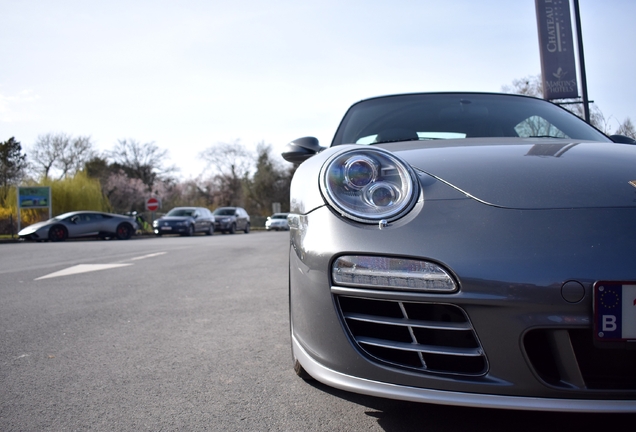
[{"left": 572, "top": 0, "right": 590, "bottom": 123}]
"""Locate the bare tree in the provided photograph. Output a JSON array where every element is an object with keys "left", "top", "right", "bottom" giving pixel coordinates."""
[
  {"left": 616, "top": 118, "right": 636, "bottom": 139},
  {"left": 30, "top": 133, "right": 64, "bottom": 179},
  {"left": 502, "top": 74, "right": 632, "bottom": 135},
  {"left": 199, "top": 140, "right": 253, "bottom": 207},
  {"left": 30, "top": 133, "right": 96, "bottom": 179},
  {"left": 565, "top": 102, "right": 610, "bottom": 134},
  {"left": 59, "top": 135, "right": 94, "bottom": 176},
  {"left": 200, "top": 140, "right": 252, "bottom": 178},
  {"left": 107, "top": 139, "right": 177, "bottom": 190},
  {"left": 501, "top": 74, "right": 543, "bottom": 97}
]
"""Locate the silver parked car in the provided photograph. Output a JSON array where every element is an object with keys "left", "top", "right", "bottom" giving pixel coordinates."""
[
  {"left": 265, "top": 213, "right": 289, "bottom": 231},
  {"left": 282, "top": 92, "right": 636, "bottom": 412},
  {"left": 18, "top": 211, "right": 138, "bottom": 241}
]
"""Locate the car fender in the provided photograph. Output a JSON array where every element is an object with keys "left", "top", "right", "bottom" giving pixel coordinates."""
[{"left": 290, "top": 144, "right": 363, "bottom": 215}]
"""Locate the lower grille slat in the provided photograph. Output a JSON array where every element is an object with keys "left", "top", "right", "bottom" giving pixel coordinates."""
[
  {"left": 357, "top": 336, "right": 483, "bottom": 356},
  {"left": 344, "top": 312, "right": 472, "bottom": 331},
  {"left": 336, "top": 294, "right": 487, "bottom": 375}
]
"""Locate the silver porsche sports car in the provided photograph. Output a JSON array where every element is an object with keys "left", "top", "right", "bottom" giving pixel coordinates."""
[{"left": 282, "top": 92, "right": 636, "bottom": 412}]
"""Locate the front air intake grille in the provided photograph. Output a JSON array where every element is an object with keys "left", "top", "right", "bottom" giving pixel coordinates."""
[
  {"left": 524, "top": 328, "right": 636, "bottom": 390},
  {"left": 336, "top": 296, "right": 487, "bottom": 375}
]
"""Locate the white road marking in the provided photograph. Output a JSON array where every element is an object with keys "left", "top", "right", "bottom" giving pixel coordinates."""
[
  {"left": 35, "top": 264, "right": 133, "bottom": 280},
  {"left": 129, "top": 252, "right": 167, "bottom": 261},
  {"left": 34, "top": 251, "right": 167, "bottom": 280}
]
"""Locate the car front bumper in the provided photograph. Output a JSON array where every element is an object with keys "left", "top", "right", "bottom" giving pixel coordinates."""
[
  {"left": 214, "top": 220, "right": 234, "bottom": 231},
  {"left": 289, "top": 197, "right": 636, "bottom": 411},
  {"left": 154, "top": 225, "right": 189, "bottom": 234},
  {"left": 292, "top": 335, "right": 635, "bottom": 412},
  {"left": 266, "top": 222, "right": 289, "bottom": 231}
]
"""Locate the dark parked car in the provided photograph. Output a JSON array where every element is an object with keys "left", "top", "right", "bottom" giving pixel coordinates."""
[
  {"left": 212, "top": 207, "right": 250, "bottom": 234},
  {"left": 152, "top": 207, "right": 215, "bottom": 236},
  {"left": 18, "top": 211, "right": 138, "bottom": 241},
  {"left": 265, "top": 213, "right": 290, "bottom": 231},
  {"left": 282, "top": 92, "right": 636, "bottom": 412}
]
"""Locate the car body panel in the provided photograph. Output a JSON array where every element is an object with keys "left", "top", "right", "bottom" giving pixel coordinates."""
[{"left": 378, "top": 138, "right": 636, "bottom": 209}]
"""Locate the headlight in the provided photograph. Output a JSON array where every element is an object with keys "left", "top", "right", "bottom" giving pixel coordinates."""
[
  {"left": 320, "top": 148, "right": 418, "bottom": 223},
  {"left": 333, "top": 255, "right": 457, "bottom": 293}
]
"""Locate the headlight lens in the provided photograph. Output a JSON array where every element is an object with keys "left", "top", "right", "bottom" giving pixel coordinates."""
[
  {"left": 321, "top": 148, "right": 418, "bottom": 223},
  {"left": 333, "top": 255, "right": 457, "bottom": 293}
]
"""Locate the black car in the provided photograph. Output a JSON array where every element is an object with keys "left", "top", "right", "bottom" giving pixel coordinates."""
[
  {"left": 212, "top": 207, "right": 250, "bottom": 234},
  {"left": 153, "top": 207, "right": 215, "bottom": 236}
]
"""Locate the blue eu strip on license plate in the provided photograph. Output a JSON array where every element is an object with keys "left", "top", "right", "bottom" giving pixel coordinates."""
[{"left": 593, "top": 282, "right": 636, "bottom": 342}]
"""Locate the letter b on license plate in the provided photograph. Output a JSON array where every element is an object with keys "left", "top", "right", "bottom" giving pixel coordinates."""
[{"left": 594, "top": 282, "right": 636, "bottom": 342}]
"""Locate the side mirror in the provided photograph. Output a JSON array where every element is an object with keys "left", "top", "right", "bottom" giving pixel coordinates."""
[
  {"left": 282, "top": 136, "right": 326, "bottom": 163},
  {"left": 70, "top": 216, "right": 78, "bottom": 224},
  {"left": 609, "top": 134, "right": 636, "bottom": 144}
]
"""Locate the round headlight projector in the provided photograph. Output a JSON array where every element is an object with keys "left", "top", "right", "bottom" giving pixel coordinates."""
[
  {"left": 321, "top": 148, "right": 418, "bottom": 223},
  {"left": 343, "top": 155, "right": 378, "bottom": 189}
]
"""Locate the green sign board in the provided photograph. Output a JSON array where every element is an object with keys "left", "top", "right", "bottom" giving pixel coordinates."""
[{"left": 18, "top": 186, "right": 50, "bottom": 209}]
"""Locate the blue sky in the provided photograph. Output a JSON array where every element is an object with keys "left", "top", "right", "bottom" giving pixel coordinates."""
[{"left": 1, "top": 0, "right": 635, "bottom": 178}]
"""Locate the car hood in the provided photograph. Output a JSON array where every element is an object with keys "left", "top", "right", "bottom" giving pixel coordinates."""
[
  {"left": 18, "top": 220, "right": 52, "bottom": 234},
  {"left": 380, "top": 138, "right": 636, "bottom": 210}
]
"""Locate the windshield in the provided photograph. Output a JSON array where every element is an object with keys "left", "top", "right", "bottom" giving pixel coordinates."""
[
  {"left": 331, "top": 93, "right": 610, "bottom": 146},
  {"left": 51, "top": 212, "right": 76, "bottom": 221},
  {"left": 272, "top": 214, "right": 288, "bottom": 219},
  {"left": 213, "top": 208, "right": 236, "bottom": 216},
  {"left": 167, "top": 208, "right": 195, "bottom": 217}
]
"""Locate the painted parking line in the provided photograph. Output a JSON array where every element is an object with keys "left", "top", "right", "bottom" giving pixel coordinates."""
[
  {"left": 35, "top": 264, "right": 133, "bottom": 280},
  {"left": 34, "top": 252, "right": 168, "bottom": 280},
  {"left": 129, "top": 252, "right": 167, "bottom": 261}
]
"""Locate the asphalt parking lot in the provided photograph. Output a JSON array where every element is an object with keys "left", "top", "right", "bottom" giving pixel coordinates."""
[{"left": 1, "top": 232, "right": 633, "bottom": 430}]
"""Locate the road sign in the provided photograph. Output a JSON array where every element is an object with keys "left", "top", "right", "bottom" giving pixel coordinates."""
[
  {"left": 146, "top": 197, "right": 160, "bottom": 212},
  {"left": 18, "top": 186, "right": 51, "bottom": 209}
]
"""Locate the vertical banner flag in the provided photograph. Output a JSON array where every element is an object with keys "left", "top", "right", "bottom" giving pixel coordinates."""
[{"left": 535, "top": 0, "right": 579, "bottom": 99}]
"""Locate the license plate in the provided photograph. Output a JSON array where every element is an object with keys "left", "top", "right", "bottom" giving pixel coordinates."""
[
  {"left": 161, "top": 226, "right": 172, "bottom": 230},
  {"left": 593, "top": 281, "right": 636, "bottom": 342}
]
